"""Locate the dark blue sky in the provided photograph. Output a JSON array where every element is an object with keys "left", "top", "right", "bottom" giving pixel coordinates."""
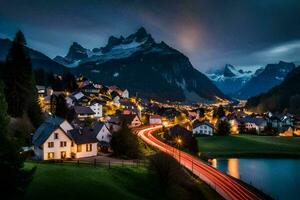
[{"left": 1, "top": 0, "right": 300, "bottom": 71}]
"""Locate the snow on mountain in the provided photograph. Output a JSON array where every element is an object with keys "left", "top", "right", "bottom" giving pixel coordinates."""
[
  {"left": 206, "top": 64, "right": 262, "bottom": 96},
  {"left": 54, "top": 27, "right": 157, "bottom": 68}
]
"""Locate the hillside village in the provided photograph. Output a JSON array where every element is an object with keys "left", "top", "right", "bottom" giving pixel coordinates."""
[{"left": 32, "top": 74, "right": 300, "bottom": 160}]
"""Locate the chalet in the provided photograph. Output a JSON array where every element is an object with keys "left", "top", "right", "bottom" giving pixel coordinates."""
[
  {"left": 32, "top": 116, "right": 98, "bottom": 160},
  {"left": 93, "top": 122, "right": 112, "bottom": 143},
  {"left": 89, "top": 102, "right": 103, "bottom": 118},
  {"left": 74, "top": 106, "right": 95, "bottom": 121},
  {"left": 104, "top": 116, "right": 122, "bottom": 132},
  {"left": 149, "top": 115, "right": 162, "bottom": 125},
  {"left": 121, "top": 114, "right": 142, "bottom": 128},
  {"left": 242, "top": 117, "right": 267, "bottom": 134},
  {"left": 192, "top": 120, "right": 214, "bottom": 136}
]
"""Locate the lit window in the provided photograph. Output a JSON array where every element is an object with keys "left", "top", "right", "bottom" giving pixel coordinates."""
[
  {"left": 86, "top": 144, "right": 92, "bottom": 152},
  {"left": 48, "top": 152, "right": 54, "bottom": 159},
  {"left": 60, "top": 141, "right": 67, "bottom": 147},
  {"left": 77, "top": 144, "right": 82, "bottom": 152},
  {"left": 48, "top": 142, "right": 54, "bottom": 148}
]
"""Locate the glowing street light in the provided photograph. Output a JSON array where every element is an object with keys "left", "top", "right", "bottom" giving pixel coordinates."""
[{"left": 175, "top": 137, "right": 182, "bottom": 164}]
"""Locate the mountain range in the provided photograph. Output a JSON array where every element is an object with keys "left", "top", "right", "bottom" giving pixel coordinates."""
[
  {"left": 207, "top": 61, "right": 296, "bottom": 99},
  {"left": 246, "top": 65, "right": 300, "bottom": 114},
  {"left": 54, "top": 27, "right": 226, "bottom": 102}
]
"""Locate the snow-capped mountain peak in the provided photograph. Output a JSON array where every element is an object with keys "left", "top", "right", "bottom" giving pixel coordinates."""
[{"left": 54, "top": 27, "right": 159, "bottom": 68}]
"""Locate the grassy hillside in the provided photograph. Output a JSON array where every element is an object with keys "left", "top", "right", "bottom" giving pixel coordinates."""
[
  {"left": 24, "top": 163, "right": 164, "bottom": 200},
  {"left": 197, "top": 135, "right": 300, "bottom": 158}
]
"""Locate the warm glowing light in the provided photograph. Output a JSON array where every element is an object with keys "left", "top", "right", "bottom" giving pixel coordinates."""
[{"left": 228, "top": 159, "right": 240, "bottom": 179}]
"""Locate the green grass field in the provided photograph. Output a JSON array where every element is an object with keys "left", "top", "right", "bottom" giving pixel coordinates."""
[
  {"left": 24, "top": 163, "right": 164, "bottom": 200},
  {"left": 197, "top": 135, "right": 300, "bottom": 158},
  {"left": 24, "top": 162, "right": 221, "bottom": 200}
]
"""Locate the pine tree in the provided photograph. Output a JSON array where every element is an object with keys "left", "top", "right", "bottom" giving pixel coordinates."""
[
  {"left": 55, "top": 94, "right": 68, "bottom": 118},
  {"left": 0, "top": 82, "right": 35, "bottom": 199},
  {"left": 3, "top": 30, "right": 34, "bottom": 117}
]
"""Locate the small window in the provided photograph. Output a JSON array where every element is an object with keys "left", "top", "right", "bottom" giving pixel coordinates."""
[
  {"left": 48, "top": 142, "right": 54, "bottom": 148},
  {"left": 71, "top": 142, "right": 74, "bottom": 147},
  {"left": 60, "top": 141, "right": 67, "bottom": 147},
  {"left": 48, "top": 152, "right": 54, "bottom": 159},
  {"left": 77, "top": 144, "right": 82, "bottom": 152},
  {"left": 54, "top": 133, "right": 58, "bottom": 139},
  {"left": 86, "top": 144, "right": 92, "bottom": 152}
]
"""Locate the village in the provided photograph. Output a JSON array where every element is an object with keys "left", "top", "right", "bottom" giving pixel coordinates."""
[{"left": 33, "top": 75, "right": 300, "bottom": 161}]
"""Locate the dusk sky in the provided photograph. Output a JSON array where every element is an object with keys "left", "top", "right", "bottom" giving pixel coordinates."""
[{"left": 1, "top": 0, "right": 300, "bottom": 71}]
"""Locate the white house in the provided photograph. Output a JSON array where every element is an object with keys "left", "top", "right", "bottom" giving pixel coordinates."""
[
  {"left": 192, "top": 120, "right": 214, "bottom": 136},
  {"left": 89, "top": 102, "right": 103, "bottom": 118},
  {"left": 94, "top": 122, "right": 112, "bottom": 143},
  {"left": 32, "top": 116, "right": 98, "bottom": 160},
  {"left": 149, "top": 115, "right": 162, "bottom": 125}
]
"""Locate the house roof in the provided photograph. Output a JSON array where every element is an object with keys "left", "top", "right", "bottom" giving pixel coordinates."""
[
  {"left": 74, "top": 106, "right": 95, "bottom": 115},
  {"left": 241, "top": 117, "right": 266, "bottom": 126},
  {"left": 32, "top": 116, "right": 66, "bottom": 146},
  {"left": 169, "top": 124, "right": 192, "bottom": 136},
  {"left": 67, "top": 128, "right": 98, "bottom": 144},
  {"left": 192, "top": 120, "right": 214, "bottom": 129}
]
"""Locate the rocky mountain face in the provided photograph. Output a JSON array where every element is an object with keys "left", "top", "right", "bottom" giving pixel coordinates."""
[
  {"left": 237, "top": 61, "right": 295, "bottom": 99},
  {"left": 55, "top": 27, "right": 227, "bottom": 102},
  {"left": 0, "top": 38, "right": 67, "bottom": 74},
  {"left": 246, "top": 64, "right": 300, "bottom": 114},
  {"left": 207, "top": 61, "right": 295, "bottom": 99},
  {"left": 206, "top": 64, "right": 257, "bottom": 96}
]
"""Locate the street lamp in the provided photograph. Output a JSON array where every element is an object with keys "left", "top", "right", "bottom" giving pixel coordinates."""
[{"left": 175, "top": 137, "right": 182, "bottom": 164}]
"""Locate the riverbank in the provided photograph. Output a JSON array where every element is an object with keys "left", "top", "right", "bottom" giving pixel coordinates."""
[{"left": 197, "top": 135, "right": 300, "bottom": 159}]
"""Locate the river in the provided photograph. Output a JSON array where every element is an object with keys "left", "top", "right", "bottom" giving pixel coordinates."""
[{"left": 211, "top": 158, "right": 300, "bottom": 200}]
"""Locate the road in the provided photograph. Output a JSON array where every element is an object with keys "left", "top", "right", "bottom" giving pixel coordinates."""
[{"left": 137, "top": 126, "right": 263, "bottom": 200}]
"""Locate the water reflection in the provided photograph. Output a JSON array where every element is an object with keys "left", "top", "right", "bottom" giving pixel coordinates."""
[
  {"left": 211, "top": 158, "right": 300, "bottom": 200},
  {"left": 212, "top": 158, "right": 240, "bottom": 178}
]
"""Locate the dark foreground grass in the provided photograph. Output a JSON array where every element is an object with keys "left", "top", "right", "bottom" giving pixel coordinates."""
[
  {"left": 197, "top": 135, "right": 300, "bottom": 158},
  {"left": 24, "top": 162, "right": 164, "bottom": 200},
  {"left": 24, "top": 162, "right": 222, "bottom": 200}
]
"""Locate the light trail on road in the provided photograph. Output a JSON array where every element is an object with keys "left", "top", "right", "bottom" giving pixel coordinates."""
[{"left": 137, "top": 126, "right": 263, "bottom": 200}]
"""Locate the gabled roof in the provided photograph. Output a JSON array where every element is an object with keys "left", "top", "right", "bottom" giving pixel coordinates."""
[
  {"left": 169, "top": 125, "right": 192, "bottom": 136},
  {"left": 74, "top": 106, "right": 95, "bottom": 115},
  {"left": 32, "top": 116, "right": 66, "bottom": 146},
  {"left": 192, "top": 120, "right": 214, "bottom": 129},
  {"left": 67, "top": 128, "right": 98, "bottom": 144},
  {"left": 241, "top": 117, "right": 267, "bottom": 126}
]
